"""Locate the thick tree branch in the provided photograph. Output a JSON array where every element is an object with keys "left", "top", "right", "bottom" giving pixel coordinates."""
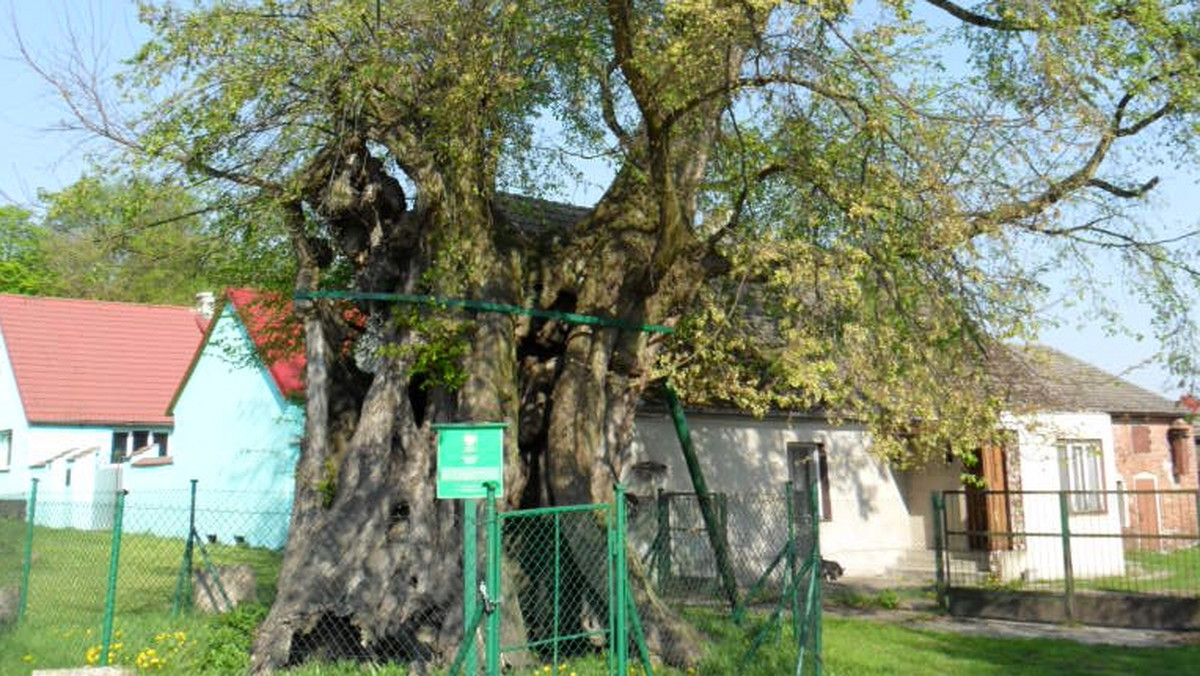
[
  {"left": 922, "top": 0, "right": 1035, "bottom": 31},
  {"left": 598, "top": 58, "right": 632, "bottom": 147}
]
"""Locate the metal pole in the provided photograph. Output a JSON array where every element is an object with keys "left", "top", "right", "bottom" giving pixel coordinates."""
[
  {"left": 100, "top": 490, "right": 128, "bottom": 667},
  {"left": 484, "top": 482, "right": 500, "bottom": 675},
  {"left": 614, "top": 484, "right": 629, "bottom": 675},
  {"left": 786, "top": 481, "right": 799, "bottom": 645},
  {"left": 174, "top": 479, "right": 198, "bottom": 615},
  {"left": 17, "top": 478, "right": 38, "bottom": 623},
  {"left": 553, "top": 511, "right": 561, "bottom": 668},
  {"left": 664, "top": 386, "right": 740, "bottom": 609},
  {"left": 464, "top": 498, "right": 478, "bottom": 675},
  {"left": 932, "top": 492, "right": 947, "bottom": 609},
  {"left": 1059, "top": 491, "right": 1075, "bottom": 623},
  {"left": 811, "top": 474, "right": 823, "bottom": 676}
]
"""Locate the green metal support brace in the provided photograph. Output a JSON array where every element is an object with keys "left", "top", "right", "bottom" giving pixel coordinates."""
[{"left": 664, "top": 385, "right": 740, "bottom": 611}]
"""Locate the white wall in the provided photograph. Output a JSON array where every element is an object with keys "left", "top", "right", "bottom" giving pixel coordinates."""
[
  {"left": 0, "top": 326, "right": 30, "bottom": 497},
  {"left": 994, "top": 411, "right": 1126, "bottom": 581},
  {"left": 629, "top": 411, "right": 915, "bottom": 577}
]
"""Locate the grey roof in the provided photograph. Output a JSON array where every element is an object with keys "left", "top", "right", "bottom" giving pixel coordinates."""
[
  {"left": 496, "top": 193, "right": 589, "bottom": 237},
  {"left": 999, "top": 344, "right": 1182, "bottom": 417}
]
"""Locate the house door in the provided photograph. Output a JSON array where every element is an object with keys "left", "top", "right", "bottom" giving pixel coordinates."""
[
  {"left": 1132, "top": 477, "right": 1161, "bottom": 552},
  {"left": 965, "top": 444, "right": 1011, "bottom": 551}
]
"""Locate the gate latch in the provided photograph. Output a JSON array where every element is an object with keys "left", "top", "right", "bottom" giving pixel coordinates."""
[{"left": 479, "top": 582, "right": 496, "bottom": 615}]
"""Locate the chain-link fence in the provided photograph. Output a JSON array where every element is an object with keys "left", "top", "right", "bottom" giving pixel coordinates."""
[
  {"left": 1, "top": 479, "right": 826, "bottom": 674},
  {"left": 935, "top": 488, "right": 1200, "bottom": 628},
  {"left": 626, "top": 484, "right": 824, "bottom": 674},
  {"left": 0, "top": 480, "right": 289, "bottom": 673},
  {"left": 630, "top": 485, "right": 815, "bottom": 606}
]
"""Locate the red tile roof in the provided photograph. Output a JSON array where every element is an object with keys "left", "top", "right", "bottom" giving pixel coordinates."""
[
  {"left": 0, "top": 294, "right": 208, "bottom": 426},
  {"left": 226, "top": 289, "right": 305, "bottom": 400}
]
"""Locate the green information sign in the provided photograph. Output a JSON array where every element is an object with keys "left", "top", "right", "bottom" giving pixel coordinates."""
[{"left": 434, "top": 422, "right": 506, "bottom": 499}]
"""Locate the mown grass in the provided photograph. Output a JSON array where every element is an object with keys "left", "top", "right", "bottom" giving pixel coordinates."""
[
  {"left": 0, "top": 516, "right": 280, "bottom": 675},
  {"left": 1071, "top": 545, "right": 1200, "bottom": 596}
]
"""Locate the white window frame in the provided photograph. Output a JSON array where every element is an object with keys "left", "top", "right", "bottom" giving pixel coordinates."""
[
  {"left": 787, "top": 442, "right": 832, "bottom": 522},
  {"left": 111, "top": 429, "right": 170, "bottom": 464},
  {"left": 1058, "top": 439, "right": 1106, "bottom": 514},
  {"left": 0, "top": 429, "right": 11, "bottom": 471}
]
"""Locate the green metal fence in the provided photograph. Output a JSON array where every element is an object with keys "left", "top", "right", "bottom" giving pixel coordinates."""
[
  {"left": 452, "top": 484, "right": 650, "bottom": 676},
  {"left": 0, "top": 479, "right": 289, "bottom": 673},
  {"left": 935, "top": 488, "right": 1200, "bottom": 628},
  {"left": 628, "top": 483, "right": 824, "bottom": 674},
  {"left": 0, "top": 478, "right": 825, "bottom": 674},
  {"left": 633, "top": 485, "right": 812, "bottom": 605}
]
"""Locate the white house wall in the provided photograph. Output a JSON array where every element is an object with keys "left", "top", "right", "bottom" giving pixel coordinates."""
[
  {"left": 0, "top": 325, "right": 30, "bottom": 497},
  {"left": 629, "top": 412, "right": 914, "bottom": 577},
  {"left": 995, "top": 411, "right": 1126, "bottom": 581}
]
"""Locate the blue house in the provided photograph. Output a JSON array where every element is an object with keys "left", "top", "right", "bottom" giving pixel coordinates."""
[{"left": 122, "top": 289, "right": 304, "bottom": 548}]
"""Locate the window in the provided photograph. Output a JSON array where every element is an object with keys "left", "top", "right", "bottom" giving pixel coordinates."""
[
  {"left": 1058, "top": 440, "right": 1106, "bottom": 513},
  {"left": 0, "top": 429, "right": 11, "bottom": 471},
  {"left": 153, "top": 431, "right": 169, "bottom": 458},
  {"left": 788, "top": 442, "right": 832, "bottom": 521},
  {"left": 111, "top": 429, "right": 170, "bottom": 463},
  {"left": 111, "top": 432, "right": 129, "bottom": 463}
]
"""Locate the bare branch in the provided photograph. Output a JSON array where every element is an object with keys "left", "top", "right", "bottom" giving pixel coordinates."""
[
  {"left": 922, "top": 0, "right": 1035, "bottom": 31},
  {"left": 1088, "top": 176, "right": 1160, "bottom": 199}
]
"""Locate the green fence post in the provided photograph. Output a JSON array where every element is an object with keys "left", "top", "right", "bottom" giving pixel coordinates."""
[
  {"left": 484, "top": 482, "right": 500, "bottom": 676},
  {"left": 100, "top": 489, "right": 127, "bottom": 667},
  {"left": 17, "top": 477, "right": 38, "bottom": 623},
  {"left": 932, "top": 492, "right": 947, "bottom": 610},
  {"left": 786, "top": 481, "right": 799, "bottom": 643},
  {"left": 463, "top": 498, "right": 478, "bottom": 675},
  {"left": 173, "top": 479, "right": 199, "bottom": 617},
  {"left": 614, "top": 484, "right": 629, "bottom": 676},
  {"left": 810, "top": 475, "right": 823, "bottom": 676},
  {"left": 1058, "top": 491, "right": 1075, "bottom": 623}
]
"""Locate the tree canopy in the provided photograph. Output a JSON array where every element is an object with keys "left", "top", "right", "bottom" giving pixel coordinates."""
[
  {"left": 0, "top": 205, "right": 52, "bottom": 295},
  {"left": 27, "top": 0, "right": 1200, "bottom": 669},
  {"left": 2, "top": 172, "right": 298, "bottom": 305}
]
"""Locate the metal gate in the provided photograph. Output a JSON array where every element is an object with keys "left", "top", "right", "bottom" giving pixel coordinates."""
[{"left": 452, "top": 484, "right": 650, "bottom": 675}]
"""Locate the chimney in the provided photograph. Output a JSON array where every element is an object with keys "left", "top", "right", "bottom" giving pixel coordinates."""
[{"left": 195, "top": 291, "right": 216, "bottom": 319}]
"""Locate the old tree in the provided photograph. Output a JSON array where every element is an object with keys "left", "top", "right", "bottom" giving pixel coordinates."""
[{"left": 40, "top": 0, "right": 1200, "bottom": 670}]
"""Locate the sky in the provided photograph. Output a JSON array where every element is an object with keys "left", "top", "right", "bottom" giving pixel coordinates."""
[{"left": 2, "top": 1, "right": 1198, "bottom": 401}]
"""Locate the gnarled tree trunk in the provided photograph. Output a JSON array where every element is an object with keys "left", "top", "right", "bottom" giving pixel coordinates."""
[{"left": 250, "top": 139, "right": 709, "bottom": 672}]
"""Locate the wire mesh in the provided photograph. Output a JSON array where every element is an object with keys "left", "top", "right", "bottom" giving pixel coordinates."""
[
  {"left": 941, "top": 489, "right": 1200, "bottom": 598},
  {"left": 0, "top": 483, "right": 292, "bottom": 674},
  {"left": 629, "top": 486, "right": 812, "bottom": 606},
  {"left": 496, "top": 503, "right": 615, "bottom": 672}
]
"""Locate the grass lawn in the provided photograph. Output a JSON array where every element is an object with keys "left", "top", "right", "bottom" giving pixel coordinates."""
[
  {"left": 0, "top": 516, "right": 281, "bottom": 675},
  {"left": 1069, "top": 546, "right": 1200, "bottom": 596}
]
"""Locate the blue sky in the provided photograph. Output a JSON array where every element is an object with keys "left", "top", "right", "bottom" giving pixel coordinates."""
[{"left": 3, "top": 0, "right": 1197, "bottom": 400}]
